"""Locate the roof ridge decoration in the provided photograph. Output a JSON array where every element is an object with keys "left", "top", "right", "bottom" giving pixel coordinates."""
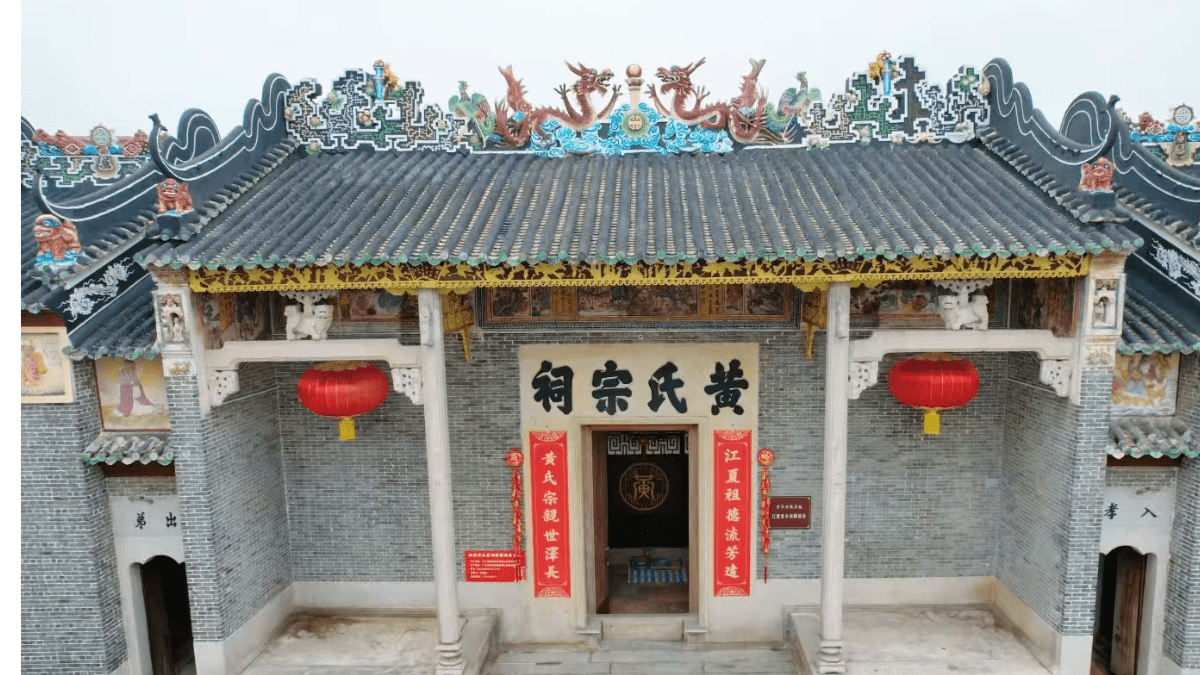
[
  {"left": 21, "top": 118, "right": 152, "bottom": 190},
  {"left": 283, "top": 53, "right": 989, "bottom": 157},
  {"left": 1127, "top": 104, "right": 1199, "bottom": 169}
]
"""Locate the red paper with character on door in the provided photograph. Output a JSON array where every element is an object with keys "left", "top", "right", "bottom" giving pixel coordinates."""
[
  {"left": 714, "top": 430, "right": 752, "bottom": 596},
  {"left": 529, "top": 431, "right": 571, "bottom": 597}
]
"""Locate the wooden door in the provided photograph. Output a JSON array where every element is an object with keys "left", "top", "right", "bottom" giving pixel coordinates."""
[
  {"left": 141, "top": 558, "right": 172, "bottom": 675},
  {"left": 1111, "top": 548, "right": 1146, "bottom": 675},
  {"left": 592, "top": 430, "right": 610, "bottom": 614}
]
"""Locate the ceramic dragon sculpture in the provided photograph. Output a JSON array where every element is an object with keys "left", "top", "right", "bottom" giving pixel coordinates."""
[
  {"left": 494, "top": 62, "right": 623, "bottom": 148},
  {"left": 647, "top": 58, "right": 787, "bottom": 144}
]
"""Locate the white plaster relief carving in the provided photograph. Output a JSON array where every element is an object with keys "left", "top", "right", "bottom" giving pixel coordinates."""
[
  {"left": 419, "top": 301, "right": 434, "bottom": 346},
  {"left": 935, "top": 279, "right": 992, "bottom": 331},
  {"left": 207, "top": 370, "right": 240, "bottom": 406},
  {"left": 1086, "top": 345, "right": 1114, "bottom": 368},
  {"left": 1091, "top": 278, "right": 1119, "bottom": 331},
  {"left": 392, "top": 367, "right": 423, "bottom": 405},
  {"left": 164, "top": 358, "right": 193, "bottom": 377},
  {"left": 848, "top": 360, "right": 879, "bottom": 400},
  {"left": 279, "top": 291, "right": 337, "bottom": 341},
  {"left": 158, "top": 294, "right": 188, "bottom": 344},
  {"left": 1039, "top": 359, "right": 1072, "bottom": 397}
]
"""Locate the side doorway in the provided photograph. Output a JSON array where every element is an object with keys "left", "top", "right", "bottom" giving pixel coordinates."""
[
  {"left": 140, "top": 556, "right": 196, "bottom": 675},
  {"left": 1093, "top": 546, "right": 1147, "bottom": 675}
]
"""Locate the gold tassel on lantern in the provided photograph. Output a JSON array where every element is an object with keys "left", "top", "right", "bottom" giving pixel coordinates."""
[
  {"left": 922, "top": 409, "right": 942, "bottom": 435},
  {"left": 339, "top": 417, "right": 357, "bottom": 441}
]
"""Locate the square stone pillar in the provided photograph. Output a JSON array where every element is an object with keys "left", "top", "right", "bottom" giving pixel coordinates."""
[{"left": 819, "top": 282, "right": 850, "bottom": 674}]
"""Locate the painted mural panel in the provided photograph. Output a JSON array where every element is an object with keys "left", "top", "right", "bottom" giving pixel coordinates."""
[
  {"left": 713, "top": 429, "right": 752, "bottom": 596},
  {"left": 96, "top": 357, "right": 170, "bottom": 431},
  {"left": 1112, "top": 353, "right": 1179, "bottom": 416},
  {"left": 20, "top": 326, "right": 74, "bottom": 403},
  {"left": 488, "top": 284, "right": 790, "bottom": 323},
  {"left": 195, "top": 293, "right": 270, "bottom": 349},
  {"left": 529, "top": 431, "right": 570, "bottom": 598},
  {"left": 338, "top": 289, "right": 418, "bottom": 322}
]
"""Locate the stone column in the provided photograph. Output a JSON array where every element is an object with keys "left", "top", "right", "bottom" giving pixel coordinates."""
[
  {"left": 418, "top": 288, "right": 464, "bottom": 675},
  {"left": 819, "top": 283, "right": 850, "bottom": 674}
]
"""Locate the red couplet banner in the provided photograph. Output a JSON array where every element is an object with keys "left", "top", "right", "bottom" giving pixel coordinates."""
[
  {"left": 529, "top": 431, "right": 571, "bottom": 598},
  {"left": 713, "top": 430, "right": 753, "bottom": 596}
]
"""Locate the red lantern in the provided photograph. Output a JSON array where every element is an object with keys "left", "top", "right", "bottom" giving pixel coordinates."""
[
  {"left": 297, "top": 361, "right": 390, "bottom": 441},
  {"left": 887, "top": 353, "right": 979, "bottom": 435}
]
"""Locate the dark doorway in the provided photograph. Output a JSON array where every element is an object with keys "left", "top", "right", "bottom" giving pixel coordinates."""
[
  {"left": 1093, "top": 547, "right": 1147, "bottom": 675},
  {"left": 593, "top": 429, "right": 690, "bottom": 615},
  {"left": 141, "top": 556, "right": 195, "bottom": 675}
]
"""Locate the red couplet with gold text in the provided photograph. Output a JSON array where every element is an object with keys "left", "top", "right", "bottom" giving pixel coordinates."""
[
  {"left": 713, "top": 430, "right": 752, "bottom": 596},
  {"left": 529, "top": 431, "right": 571, "bottom": 598}
]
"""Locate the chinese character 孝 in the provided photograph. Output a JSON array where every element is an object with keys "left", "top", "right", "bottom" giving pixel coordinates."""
[
  {"left": 705, "top": 359, "right": 749, "bottom": 415},
  {"left": 648, "top": 361, "right": 688, "bottom": 413},
  {"left": 592, "top": 360, "right": 633, "bottom": 416},
  {"left": 1105, "top": 503, "right": 1118, "bottom": 520},
  {"left": 532, "top": 361, "right": 574, "bottom": 414}
]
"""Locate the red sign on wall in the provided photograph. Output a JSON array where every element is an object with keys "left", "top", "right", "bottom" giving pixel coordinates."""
[
  {"left": 529, "top": 431, "right": 571, "bottom": 598},
  {"left": 464, "top": 550, "right": 525, "bottom": 582},
  {"left": 768, "top": 496, "right": 811, "bottom": 529},
  {"left": 713, "top": 429, "right": 752, "bottom": 596}
]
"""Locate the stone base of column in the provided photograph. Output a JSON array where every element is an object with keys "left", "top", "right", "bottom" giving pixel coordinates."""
[
  {"left": 435, "top": 638, "right": 465, "bottom": 675},
  {"left": 818, "top": 639, "right": 847, "bottom": 674}
]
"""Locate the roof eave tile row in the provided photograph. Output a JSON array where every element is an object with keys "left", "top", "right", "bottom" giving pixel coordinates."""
[
  {"left": 82, "top": 433, "right": 173, "bottom": 466},
  {"left": 136, "top": 143, "right": 1140, "bottom": 273},
  {"left": 1107, "top": 417, "right": 1198, "bottom": 459}
]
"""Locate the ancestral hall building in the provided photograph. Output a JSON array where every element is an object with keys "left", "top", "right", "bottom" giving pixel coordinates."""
[{"left": 20, "top": 54, "right": 1200, "bottom": 675}]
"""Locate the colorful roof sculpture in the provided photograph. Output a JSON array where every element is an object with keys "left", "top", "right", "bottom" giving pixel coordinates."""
[{"left": 15, "top": 53, "right": 1200, "bottom": 359}]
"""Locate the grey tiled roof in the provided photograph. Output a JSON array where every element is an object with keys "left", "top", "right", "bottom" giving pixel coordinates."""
[
  {"left": 140, "top": 142, "right": 1139, "bottom": 271},
  {"left": 1107, "top": 417, "right": 1198, "bottom": 459},
  {"left": 82, "top": 433, "right": 173, "bottom": 466},
  {"left": 1120, "top": 266, "right": 1200, "bottom": 355},
  {"left": 64, "top": 275, "right": 159, "bottom": 361}
]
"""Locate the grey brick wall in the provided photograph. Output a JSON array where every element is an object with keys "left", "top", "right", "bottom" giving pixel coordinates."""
[
  {"left": 167, "top": 362, "right": 290, "bottom": 643},
  {"left": 998, "top": 353, "right": 1108, "bottom": 635},
  {"left": 21, "top": 359, "right": 125, "bottom": 675},
  {"left": 276, "top": 360, "right": 434, "bottom": 581},
  {"left": 1165, "top": 353, "right": 1200, "bottom": 667},
  {"left": 105, "top": 475, "right": 178, "bottom": 498},
  {"left": 278, "top": 328, "right": 1007, "bottom": 583}
]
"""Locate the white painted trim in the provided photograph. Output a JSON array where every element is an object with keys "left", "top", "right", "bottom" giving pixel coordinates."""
[
  {"left": 203, "top": 337, "right": 423, "bottom": 407},
  {"left": 1161, "top": 656, "right": 1200, "bottom": 675},
  {"left": 193, "top": 585, "right": 295, "bottom": 675},
  {"left": 993, "top": 578, "right": 1060, "bottom": 673},
  {"left": 204, "top": 338, "right": 421, "bottom": 370},
  {"left": 113, "top": 505, "right": 185, "bottom": 675},
  {"left": 849, "top": 329, "right": 1074, "bottom": 361}
]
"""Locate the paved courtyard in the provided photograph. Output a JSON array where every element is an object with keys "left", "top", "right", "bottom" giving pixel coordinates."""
[{"left": 226, "top": 605, "right": 1053, "bottom": 675}]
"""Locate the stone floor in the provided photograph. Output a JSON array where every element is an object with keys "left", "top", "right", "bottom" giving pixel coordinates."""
[
  {"left": 240, "top": 613, "right": 439, "bottom": 675},
  {"left": 223, "top": 605, "right": 1054, "bottom": 675},
  {"left": 830, "top": 606, "right": 1052, "bottom": 675}
]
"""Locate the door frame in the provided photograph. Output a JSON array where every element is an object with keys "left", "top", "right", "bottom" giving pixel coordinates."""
[{"left": 581, "top": 423, "right": 700, "bottom": 619}]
